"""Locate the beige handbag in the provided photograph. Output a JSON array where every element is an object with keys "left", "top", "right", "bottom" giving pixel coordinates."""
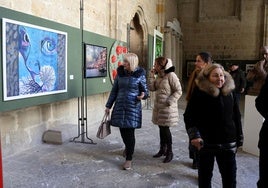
[{"left": 96, "top": 112, "right": 111, "bottom": 139}]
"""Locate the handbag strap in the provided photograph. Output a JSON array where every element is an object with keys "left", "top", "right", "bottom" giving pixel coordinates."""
[{"left": 102, "top": 112, "right": 110, "bottom": 122}]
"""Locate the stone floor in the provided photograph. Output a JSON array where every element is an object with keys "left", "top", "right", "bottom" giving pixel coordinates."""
[{"left": 3, "top": 95, "right": 259, "bottom": 188}]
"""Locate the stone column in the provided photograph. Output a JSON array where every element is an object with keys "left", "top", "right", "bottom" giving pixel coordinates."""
[
  {"left": 164, "top": 27, "right": 172, "bottom": 58},
  {"left": 176, "top": 36, "right": 183, "bottom": 81},
  {"left": 164, "top": 19, "right": 183, "bottom": 80}
]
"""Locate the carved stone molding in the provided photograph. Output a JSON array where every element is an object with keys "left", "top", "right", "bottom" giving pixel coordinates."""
[{"left": 165, "top": 18, "right": 183, "bottom": 38}]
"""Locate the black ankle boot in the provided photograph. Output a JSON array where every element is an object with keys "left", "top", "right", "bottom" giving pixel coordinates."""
[
  {"left": 163, "top": 144, "right": 173, "bottom": 163},
  {"left": 153, "top": 144, "right": 167, "bottom": 158},
  {"left": 163, "top": 152, "right": 173, "bottom": 163}
]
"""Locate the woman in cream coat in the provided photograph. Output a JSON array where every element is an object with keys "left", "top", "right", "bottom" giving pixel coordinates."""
[{"left": 148, "top": 57, "right": 182, "bottom": 163}]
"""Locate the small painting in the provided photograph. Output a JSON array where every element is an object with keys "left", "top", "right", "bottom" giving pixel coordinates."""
[
  {"left": 84, "top": 44, "right": 107, "bottom": 78},
  {"left": 153, "top": 29, "right": 163, "bottom": 65},
  {"left": 246, "top": 64, "right": 255, "bottom": 74}
]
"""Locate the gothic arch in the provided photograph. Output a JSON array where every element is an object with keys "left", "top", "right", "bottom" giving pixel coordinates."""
[
  {"left": 129, "top": 6, "right": 149, "bottom": 70},
  {"left": 135, "top": 6, "right": 148, "bottom": 45}
]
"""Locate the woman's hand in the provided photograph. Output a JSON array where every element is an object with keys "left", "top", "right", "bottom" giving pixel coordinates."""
[
  {"left": 137, "top": 92, "right": 145, "bottom": 100},
  {"left": 150, "top": 68, "right": 156, "bottom": 77},
  {"left": 191, "top": 138, "right": 203, "bottom": 151},
  {"left": 150, "top": 68, "right": 155, "bottom": 73},
  {"left": 105, "top": 108, "right": 110, "bottom": 114}
]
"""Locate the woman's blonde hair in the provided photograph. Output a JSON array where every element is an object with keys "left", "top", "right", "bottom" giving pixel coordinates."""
[
  {"left": 202, "top": 63, "right": 225, "bottom": 78},
  {"left": 124, "top": 53, "right": 139, "bottom": 71}
]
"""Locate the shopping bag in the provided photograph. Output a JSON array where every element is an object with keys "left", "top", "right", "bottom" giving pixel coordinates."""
[{"left": 96, "top": 113, "right": 111, "bottom": 139}]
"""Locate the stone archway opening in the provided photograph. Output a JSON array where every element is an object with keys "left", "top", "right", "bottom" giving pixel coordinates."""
[{"left": 129, "top": 8, "right": 148, "bottom": 71}]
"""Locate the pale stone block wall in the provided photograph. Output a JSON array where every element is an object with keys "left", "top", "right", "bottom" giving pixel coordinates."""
[{"left": 178, "top": 0, "right": 263, "bottom": 60}]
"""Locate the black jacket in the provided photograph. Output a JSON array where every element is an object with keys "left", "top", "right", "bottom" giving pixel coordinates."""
[
  {"left": 255, "top": 76, "right": 268, "bottom": 148},
  {"left": 184, "top": 70, "right": 243, "bottom": 148},
  {"left": 230, "top": 68, "right": 246, "bottom": 93}
]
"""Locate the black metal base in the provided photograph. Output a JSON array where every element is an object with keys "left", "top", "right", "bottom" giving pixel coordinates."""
[{"left": 70, "top": 133, "right": 96, "bottom": 144}]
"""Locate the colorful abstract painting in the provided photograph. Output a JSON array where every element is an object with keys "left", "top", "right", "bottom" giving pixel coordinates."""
[{"left": 2, "top": 18, "right": 67, "bottom": 101}]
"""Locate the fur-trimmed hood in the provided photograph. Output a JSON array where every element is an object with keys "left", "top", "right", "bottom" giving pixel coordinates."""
[
  {"left": 195, "top": 69, "right": 235, "bottom": 97},
  {"left": 157, "top": 58, "right": 176, "bottom": 77},
  {"left": 164, "top": 58, "right": 175, "bottom": 73}
]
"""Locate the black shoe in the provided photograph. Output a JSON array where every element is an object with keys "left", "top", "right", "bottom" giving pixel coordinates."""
[
  {"left": 153, "top": 151, "right": 165, "bottom": 158},
  {"left": 153, "top": 145, "right": 167, "bottom": 158},
  {"left": 163, "top": 152, "right": 173, "bottom": 163}
]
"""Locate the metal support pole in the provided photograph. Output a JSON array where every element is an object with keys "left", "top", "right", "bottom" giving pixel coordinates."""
[{"left": 71, "top": 0, "right": 95, "bottom": 144}]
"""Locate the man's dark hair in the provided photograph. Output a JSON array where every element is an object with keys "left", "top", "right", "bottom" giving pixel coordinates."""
[{"left": 198, "top": 52, "right": 212, "bottom": 63}]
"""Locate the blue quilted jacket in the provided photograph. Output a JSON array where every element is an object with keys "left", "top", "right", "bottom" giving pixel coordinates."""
[{"left": 106, "top": 66, "right": 148, "bottom": 129}]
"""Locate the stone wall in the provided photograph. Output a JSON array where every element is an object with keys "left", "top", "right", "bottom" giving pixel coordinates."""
[
  {"left": 0, "top": 0, "right": 179, "bottom": 157},
  {"left": 178, "top": 0, "right": 264, "bottom": 61}
]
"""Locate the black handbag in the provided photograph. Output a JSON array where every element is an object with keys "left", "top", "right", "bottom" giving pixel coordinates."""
[{"left": 96, "top": 113, "right": 111, "bottom": 139}]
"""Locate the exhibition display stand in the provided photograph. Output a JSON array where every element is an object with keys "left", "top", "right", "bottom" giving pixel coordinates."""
[
  {"left": 243, "top": 95, "right": 263, "bottom": 156},
  {"left": 0, "top": 132, "right": 2, "bottom": 188}
]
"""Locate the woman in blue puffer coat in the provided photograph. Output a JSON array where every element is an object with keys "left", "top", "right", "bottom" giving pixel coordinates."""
[{"left": 105, "top": 53, "right": 148, "bottom": 170}]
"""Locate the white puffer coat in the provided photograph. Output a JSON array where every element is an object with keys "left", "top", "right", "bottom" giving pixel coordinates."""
[{"left": 149, "top": 59, "right": 182, "bottom": 127}]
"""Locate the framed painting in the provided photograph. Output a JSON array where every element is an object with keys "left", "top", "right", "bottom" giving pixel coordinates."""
[
  {"left": 246, "top": 64, "right": 255, "bottom": 74},
  {"left": 2, "top": 18, "right": 68, "bottom": 101},
  {"left": 153, "top": 29, "right": 163, "bottom": 65},
  {"left": 84, "top": 43, "right": 107, "bottom": 78}
]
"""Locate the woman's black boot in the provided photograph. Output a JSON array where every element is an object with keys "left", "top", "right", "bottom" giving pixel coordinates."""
[
  {"left": 163, "top": 144, "right": 173, "bottom": 163},
  {"left": 153, "top": 144, "right": 167, "bottom": 158}
]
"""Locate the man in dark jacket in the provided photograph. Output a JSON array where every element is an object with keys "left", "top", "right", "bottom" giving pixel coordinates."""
[
  {"left": 229, "top": 63, "right": 246, "bottom": 103},
  {"left": 247, "top": 46, "right": 268, "bottom": 95},
  {"left": 255, "top": 75, "right": 268, "bottom": 188}
]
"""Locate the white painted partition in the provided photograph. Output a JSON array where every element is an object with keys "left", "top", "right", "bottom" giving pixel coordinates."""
[{"left": 243, "top": 95, "right": 264, "bottom": 156}]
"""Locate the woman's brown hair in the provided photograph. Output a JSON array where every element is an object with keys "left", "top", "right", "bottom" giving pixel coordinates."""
[{"left": 154, "top": 57, "right": 167, "bottom": 69}]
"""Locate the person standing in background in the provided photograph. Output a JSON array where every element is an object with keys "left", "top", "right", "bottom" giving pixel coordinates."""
[
  {"left": 148, "top": 57, "right": 182, "bottom": 163},
  {"left": 247, "top": 46, "right": 268, "bottom": 95},
  {"left": 255, "top": 75, "right": 268, "bottom": 188},
  {"left": 185, "top": 52, "right": 212, "bottom": 169},
  {"left": 105, "top": 53, "right": 148, "bottom": 170},
  {"left": 229, "top": 63, "right": 246, "bottom": 103}
]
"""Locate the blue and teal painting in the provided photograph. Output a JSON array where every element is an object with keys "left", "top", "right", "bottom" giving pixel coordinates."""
[{"left": 3, "top": 19, "right": 67, "bottom": 101}]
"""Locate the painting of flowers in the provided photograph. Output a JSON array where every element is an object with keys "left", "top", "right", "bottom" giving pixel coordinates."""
[{"left": 109, "top": 41, "right": 128, "bottom": 84}]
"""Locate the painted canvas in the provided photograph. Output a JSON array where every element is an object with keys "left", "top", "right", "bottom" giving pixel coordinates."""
[
  {"left": 84, "top": 44, "right": 107, "bottom": 78},
  {"left": 2, "top": 18, "right": 67, "bottom": 101},
  {"left": 153, "top": 29, "right": 163, "bottom": 65},
  {"left": 109, "top": 41, "right": 128, "bottom": 84}
]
